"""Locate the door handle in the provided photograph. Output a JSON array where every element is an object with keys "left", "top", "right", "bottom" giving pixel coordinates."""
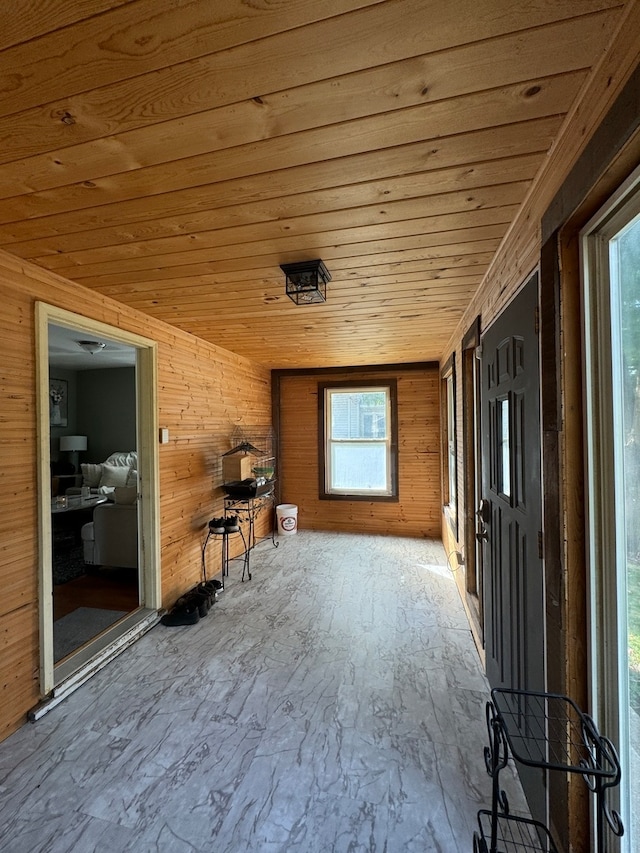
[
  {"left": 476, "top": 498, "right": 490, "bottom": 543},
  {"left": 476, "top": 498, "right": 491, "bottom": 523}
]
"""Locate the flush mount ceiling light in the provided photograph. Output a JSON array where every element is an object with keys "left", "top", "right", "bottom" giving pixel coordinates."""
[
  {"left": 77, "top": 340, "right": 106, "bottom": 354},
  {"left": 280, "top": 259, "right": 331, "bottom": 305}
]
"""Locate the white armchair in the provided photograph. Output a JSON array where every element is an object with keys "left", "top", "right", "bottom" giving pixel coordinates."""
[{"left": 81, "top": 499, "right": 138, "bottom": 569}]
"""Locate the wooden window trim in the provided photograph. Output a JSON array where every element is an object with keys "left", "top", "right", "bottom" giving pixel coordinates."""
[
  {"left": 318, "top": 379, "right": 399, "bottom": 502},
  {"left": 441, "top": 354, "right": 458, "bottom": 538}
]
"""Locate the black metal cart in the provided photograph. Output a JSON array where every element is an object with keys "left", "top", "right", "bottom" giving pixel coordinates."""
[{"left": 474, "top": 688, "right": 624, "bottom": 853}]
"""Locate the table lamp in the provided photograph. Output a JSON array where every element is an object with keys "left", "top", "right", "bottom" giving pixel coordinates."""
[{"left": 59, "top": 435, "right": 87, "bottom": 473}]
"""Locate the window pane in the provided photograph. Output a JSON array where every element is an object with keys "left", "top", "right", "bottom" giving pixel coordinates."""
[
  {"left": 330, "top": 391, "right": 388, "bottom": 439},
  {"left": 447, "top": 375, "right": 456, "bottom": 508},
  {"left": 613, "top": 210, "right": 640, "bottom": 848},
  {"left": 330, "top": 442, "right": 388, "bottom": 491},
  {"left": 498, "top": 397, "right": 511, "bottom": 497},
  {"left": 322, "top": 383, "right": 397, "bottom": 500}
]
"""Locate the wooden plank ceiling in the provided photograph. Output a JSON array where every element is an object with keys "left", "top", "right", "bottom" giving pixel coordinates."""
[{"left": 0, "top": 0, "right": 627, "bottom": 367}]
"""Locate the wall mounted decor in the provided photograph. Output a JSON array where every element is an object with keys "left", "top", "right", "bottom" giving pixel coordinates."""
[{"left": 49, "top": 379, "right": 68, "bottom": 427}]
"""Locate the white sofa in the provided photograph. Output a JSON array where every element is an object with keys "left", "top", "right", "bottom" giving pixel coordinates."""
[
  {"left": 69, "top": 451, "right": 138, "bottom": 497},
  {"left": 81, "top": 497, "right": 138, "bottom": 569}
]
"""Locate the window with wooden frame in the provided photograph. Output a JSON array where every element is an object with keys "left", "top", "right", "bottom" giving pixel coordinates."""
[
  {"left": 582, "top": 169, "right": 640, "bottom": 851},
  {"left": 442, "top": 355, "right": 458, "bottom": 535},
  {"left": 318, "top": 380, "right": 398, "bottom": 501}
]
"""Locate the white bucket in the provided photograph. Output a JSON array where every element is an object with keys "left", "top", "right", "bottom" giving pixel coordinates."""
[{"left": 276, "top": 504, "right": 298, "bottom": 536}]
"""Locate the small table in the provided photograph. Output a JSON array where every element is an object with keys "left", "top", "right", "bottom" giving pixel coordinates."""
[{"left": 51, "top": 495, "right": 107, "bottom": 515}]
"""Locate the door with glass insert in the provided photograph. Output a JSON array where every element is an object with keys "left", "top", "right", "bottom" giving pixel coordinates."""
[{"left": 480, "top": 272, "right": 546, "bottom": 823}]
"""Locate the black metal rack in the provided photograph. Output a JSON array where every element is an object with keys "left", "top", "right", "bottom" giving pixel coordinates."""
[
  {"left": 202, "top": 490, "right": 278, "bottom": 586},
  {"left": 202, "top": 525, "right": 248, "bottom": 584},
  {"left": 223, "top": 488, "right": 278, "bottom": 570},
  {"left": 474, "top": 688, "right": 624, "bottom": 853},
  {"left": 221, "top": 527, "right": 249, "bottom": 581}
]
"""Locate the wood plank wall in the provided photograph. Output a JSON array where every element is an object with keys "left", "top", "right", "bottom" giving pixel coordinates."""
[
  {"left": 0, "top": 250, "right": 271, "bottom": 741},
  {"left": 438, "top": 8, "right": 640, "bottom": 851},
  {"left": 277, "top": 367, "right": 441, "bottom": 537},
  {"left": 440, "top": 0, "right": 640, "bottom": 620}
]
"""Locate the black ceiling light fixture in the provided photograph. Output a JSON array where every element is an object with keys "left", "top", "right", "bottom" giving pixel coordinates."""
[{"left": 281, "top": 259, "right": 331, "bottom": 305}]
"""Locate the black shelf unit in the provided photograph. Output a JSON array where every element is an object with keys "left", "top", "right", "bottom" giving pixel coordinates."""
[
  {"left": 202, "top": 489, "right": 278, "bottom": 586},
  {"left": 223, "top": 488, "right": 278, "bottom": 562},
  {"left": 474, "top": 688, "right": 624, "bottom": 853},
  {"left": 202, "top": 525, "right": 249, "bottom": 585}
]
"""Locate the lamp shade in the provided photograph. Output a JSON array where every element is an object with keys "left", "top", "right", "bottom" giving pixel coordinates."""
[{"left": 60, "top": 435, "right": 87, "bottom": 452}]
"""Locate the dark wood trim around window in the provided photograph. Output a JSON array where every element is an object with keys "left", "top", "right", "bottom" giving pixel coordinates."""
[
  {"left": 441, "top": 354, "right": 458, "bottom": 538},
  {"left": 461, "top": 317, "right": 483, "bottom": 641},
  {"left": 318, "top": 379, "right": 399, "bottom": 502}
]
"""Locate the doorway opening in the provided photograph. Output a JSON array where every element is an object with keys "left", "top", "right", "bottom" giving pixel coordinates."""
[
  {"left": 36, "top": 304, "right": 161, "bottom": 698},
  {"left": 49, "top": 323, "right": 140, "bottom": 665}
]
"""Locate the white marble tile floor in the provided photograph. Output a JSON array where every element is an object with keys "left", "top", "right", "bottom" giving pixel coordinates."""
[{"left": 0, "top": 531, "right": 529, "bottom": 852}]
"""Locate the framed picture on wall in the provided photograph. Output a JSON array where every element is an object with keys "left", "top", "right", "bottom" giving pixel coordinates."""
[{"left": 49, "top": 378, "right": 68, "bottom": 427}]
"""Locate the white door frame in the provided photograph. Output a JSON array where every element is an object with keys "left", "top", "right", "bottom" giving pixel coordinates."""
[
  {"left": 35, "top": 302, "right": 161, "bottom": 696},
  {"left": 581, "top": 163, "right": 640, "bottom": 852}
]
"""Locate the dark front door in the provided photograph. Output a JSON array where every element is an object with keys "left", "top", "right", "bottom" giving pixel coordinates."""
[{"left": 479, "top": 272, "right": 545, "bottom": 821}]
